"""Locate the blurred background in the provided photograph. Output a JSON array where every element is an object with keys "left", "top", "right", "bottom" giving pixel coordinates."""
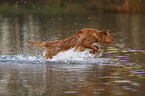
[
  {"left": 0, "top": 0, "right": 145, "bottom": 96},
  {"left": 0, "top": 0, "right": 145, "bottom": 15}
]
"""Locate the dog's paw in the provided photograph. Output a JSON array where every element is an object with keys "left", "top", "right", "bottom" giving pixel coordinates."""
[{"left": 90, "top": 49, "right": 98, "bottom": 54}]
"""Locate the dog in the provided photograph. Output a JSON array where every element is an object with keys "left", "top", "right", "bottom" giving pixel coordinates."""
[{"left": 26, "top": 28, "right": 114, "bottom": 58}]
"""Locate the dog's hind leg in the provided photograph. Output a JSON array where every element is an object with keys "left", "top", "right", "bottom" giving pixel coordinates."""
[
  {"left": 75, "top": 46, "right": 86, "bottom": 51},
  {"left": 43, "top": 47, "right": 59, "bottom": 58}
]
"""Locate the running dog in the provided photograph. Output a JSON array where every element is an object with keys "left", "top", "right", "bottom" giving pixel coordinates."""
[{"left": 26, "top": 28, "right": 114, "bottom": 58}]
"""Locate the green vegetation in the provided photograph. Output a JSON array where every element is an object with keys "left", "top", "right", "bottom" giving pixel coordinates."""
[
  {"left": 0, "top": 4, "right": 24, "bottom": 15},
  {"left": 0, "top": 4, "right": 82, "bottom": 15},
  {"left": 0, "top": 0, "right": 145, "bottom": 15}
]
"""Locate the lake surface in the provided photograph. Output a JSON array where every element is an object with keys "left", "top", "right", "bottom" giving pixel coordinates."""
[{"left": 0, "top": 12, "right": 145, "bottom": 96}]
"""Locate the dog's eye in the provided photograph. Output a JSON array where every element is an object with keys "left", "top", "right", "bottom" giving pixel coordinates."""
[{"left": 107, "top": 36, "right": 110, "bottom": 38}]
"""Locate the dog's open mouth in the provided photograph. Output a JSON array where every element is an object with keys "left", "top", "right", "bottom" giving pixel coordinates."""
[
  {"left": 105, "top": 39, "right": 115, "bottom": 43},
  {"left": 104, "top": 40, "right": 115, "bottom": 44}
]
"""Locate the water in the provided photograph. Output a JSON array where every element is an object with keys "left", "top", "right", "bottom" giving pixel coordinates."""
[{"left": 0, "top": 13, "right": 145, "bottom": 96}]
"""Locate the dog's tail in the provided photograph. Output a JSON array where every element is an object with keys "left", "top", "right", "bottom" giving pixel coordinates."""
[{"left": 26, "top": 40, "right": 48, "bottom": 49}]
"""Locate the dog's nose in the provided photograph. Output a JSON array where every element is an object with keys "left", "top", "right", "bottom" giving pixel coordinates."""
[{"left": 112, "top": 38, "right": 115, "bottom": 42}]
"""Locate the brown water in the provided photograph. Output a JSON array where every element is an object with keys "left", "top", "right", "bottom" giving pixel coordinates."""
[{"left": 0, "top": 13, "right": 145, "bottom": 96}]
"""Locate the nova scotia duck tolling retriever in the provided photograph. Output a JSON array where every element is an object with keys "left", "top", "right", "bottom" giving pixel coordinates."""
[{"left": 26, "top": 28, "right": 114, "bottom": 58}]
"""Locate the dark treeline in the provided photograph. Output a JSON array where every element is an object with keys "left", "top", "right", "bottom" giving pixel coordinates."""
[{"left": 0, "top": 0, "right": 145, "bottom": 13}]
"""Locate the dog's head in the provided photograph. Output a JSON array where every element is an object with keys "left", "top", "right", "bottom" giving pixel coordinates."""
[
  {"left": 77, "top": 28, "right": 114, "bottom": 43},
  {"left": 97, "top": 30, "right": 114, "bottom": 43}
]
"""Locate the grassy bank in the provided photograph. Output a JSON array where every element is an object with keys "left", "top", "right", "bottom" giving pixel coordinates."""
[
  {"left": 0, "top": 4, "right": 82, "bottom": 16},
  {"left": 1, "top": 0, "right": 145, "bottom": 16}
]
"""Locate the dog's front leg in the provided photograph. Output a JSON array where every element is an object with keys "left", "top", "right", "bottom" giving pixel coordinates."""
[
  {"left": 83, "top": 41, "right": 98, "bottom": 54},
  {"left": 92, "top": 44, "right": 99, "bottom": 53},
  {"left": 90, "top": 45, "right": 99, "bottom": 54}
]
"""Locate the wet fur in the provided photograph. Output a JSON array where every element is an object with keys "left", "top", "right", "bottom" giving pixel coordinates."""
[{"left": 26, "top": 28, "right": 114, "bottom": 58}]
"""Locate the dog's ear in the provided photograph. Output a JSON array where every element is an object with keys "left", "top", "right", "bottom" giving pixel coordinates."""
[
  {"left": 100, "top": 30, "right": 111, "bottom": 35},
  {"left": 105, "top": 30, "right": 111, "bottom": 32},
  {"left": 99, "top": 30, "right": 106, "bottom": 36}
]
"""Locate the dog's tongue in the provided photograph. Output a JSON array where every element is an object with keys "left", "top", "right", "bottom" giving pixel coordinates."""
[{"left": 49, "top": 48, "right": 101, "bottom": 61}]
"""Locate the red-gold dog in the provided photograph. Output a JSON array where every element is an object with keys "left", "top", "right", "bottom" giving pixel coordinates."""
[{"left": 26, "top": 28, "right": 114, "bottom": 58}]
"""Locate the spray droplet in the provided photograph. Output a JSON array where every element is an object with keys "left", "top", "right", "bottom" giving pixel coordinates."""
[{"left": 74, "top": 23, "right": 77, "bottom": 25}]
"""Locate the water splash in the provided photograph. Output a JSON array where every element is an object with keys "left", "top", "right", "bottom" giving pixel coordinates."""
[
  {"left": 0, "top": 48, "right": 114, "bottom": 64},
  {"left": 49, "top": 48, "right": 102, "bottom": 61}
]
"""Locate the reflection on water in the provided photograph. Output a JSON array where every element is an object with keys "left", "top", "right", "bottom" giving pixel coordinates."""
[{"left": 0, "top": 13, "right": 145, "bottom": 96}]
